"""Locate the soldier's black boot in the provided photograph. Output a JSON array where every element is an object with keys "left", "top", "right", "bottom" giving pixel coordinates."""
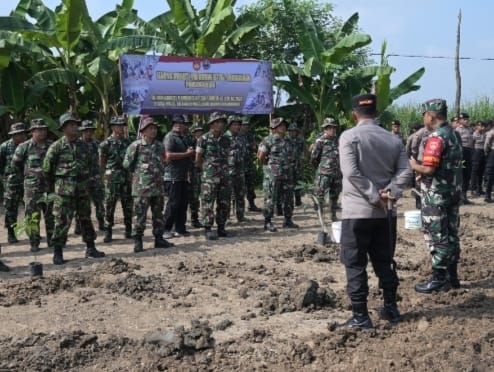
[
  {"left": 0, "top": 259, "right": 10, "bottom": 272},
  {"left": 98, "top": 219, "right": 105, "bottom": 232},
  {"left": 74, "top": 219, "right": 81, "bottom": 235},
  {"left": 378, "top": 288, "right": 401, "bottom": 323},
  {"left": 461, "top": 193, "right": 472, "bottom": 205},
  {"left": 415, "top": 269, "right": 451, "bottom": 293},
  {"left": 248, "top": 200, "right": 262, "bottom": 212},
  {"left": 7, "top": 227, "right": 18, "bottom": 244},
  {"left": 264, "top": 218, "right": 277, "bottom": 232},
  {"left": 103, "top": 227, "right": 112, "bottom": 243},
  {"left": 191, "top": 213, "right": 203, "bottom": 228},
  {"left": 134, "top": 235, "right": 143, "bottom": 253},
  {"left": 283, "top": 217, "right": 299, "bottom": 228},
  {"left": 204, "top": 227, "right": 218, "bottom": 240},
  {"left": 154, "top": 235, "right": 174, "bottom": 248},
  {"left": 125, "top": 225, "right": 133, "bottom": 239},
  {"left": 85, "top": 241, "right": 106, "bottom": 259},
  {"left": 276, "top": 204, "right": 283, "bottom": 216},
  {"left": 53, "top": 246, "right": 65, "bottom": 265},
  {"left": 338, "top": 302, "right": 374, "bottom": 330},
  {"left": 295, "top": 194, "right": 302, "bottom": 207},
  {"left": 217, "top": 224, "right": 232, "bottom": 238},
  {"left": 448, "top": 262, "right": 461, "bottom": 289}
]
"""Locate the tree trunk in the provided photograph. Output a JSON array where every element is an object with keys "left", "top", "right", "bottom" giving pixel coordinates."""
[{"left": 454, "top": 10, "right": 462, "bottom": 116}]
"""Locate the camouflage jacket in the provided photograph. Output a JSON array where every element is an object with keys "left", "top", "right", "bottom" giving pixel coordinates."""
[
  {"left": 288, "top": 136, "right": 305, "bottom": 168},
  {"left": 196, "top": 131, "right": 230, "bottom": 183},
  {"left": 258, "top": 133, "right": 290, "bottom": 178},
  {"left": 123, "top": 138, "right": 165, "bottom": 197},
  {"left": 224, "top": 130, "right": 245, "bottom": 176},
  {"left": 0, "top": 138, "right": 23, "bottom": 185},
  {"left": 311, "top": 135, "right": 341, "bottom": 176},
  {"left": 83, "top": 138, "right": 101, "bottom": 180},
  {"left": 99, "top": 135, "right": 131, "bottom": 184},
  {"left": 421, "top": 122, "right": 463, "bottom": 206},
  {"left": 42, "top": 136, "right": 93, "bottom": 196},
  {"left": 12, "top": 138, "right": 53, "bottom": 193}
]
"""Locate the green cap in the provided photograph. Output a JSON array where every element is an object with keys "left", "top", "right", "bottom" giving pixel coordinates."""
[
  {"left": 109, "top": 116, "right": 126, "bottom": 126},
  {"left": 208, "top": 112, "right": 227, "bottom": 126},
  {"left": 29, "top": 118, "right": 48, "bottom": 131},
  {"left": 241, "top": 117, "right": 251, "bottom": 125},
  {"left": 59, "top": 113, "right": 81, "bottom": 129},
  {"left": 227, "top": 115, "right": 242, "bottom": 125},
  {"left": 8, "top": 122, "right": 28, "bottom": 135},
  {"left": 79, "top": 120, "right": 96, "bottom": 131},
  {"left": 270, "top": 117, "right": 286, "bottom": 129},
  {"left": 321, "top": 117, "right": 338, "bottom": 128},
  {"left": 191, "top": 124, "right": 204, "bottom": 132},
  {"left": 288, "top": 123, "right": 299, "bottom": 131},
  {"left": 421, "top": 99, "right": 447, "bottom": 114}
]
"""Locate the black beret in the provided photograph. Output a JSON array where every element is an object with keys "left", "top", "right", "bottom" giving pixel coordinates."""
[{"left": 352, "top": 93, "right": 377, "bottom": 110}]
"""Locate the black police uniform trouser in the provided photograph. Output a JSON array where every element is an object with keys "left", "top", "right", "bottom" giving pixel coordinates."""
[
  {"left": 163, "top": 181, "right": 188, "bottom": 233},
  {"left": 340, "top": 218, "right": 398, "bottom": 303},
  {"left": 462, "top": 147, "right": 472, "bottom": 194},
  {"left": 470, "top": 149, "right": 486, "bottom": 193},
  {"left": 485, "top": 151, "right": 494, "bottom": 197}
]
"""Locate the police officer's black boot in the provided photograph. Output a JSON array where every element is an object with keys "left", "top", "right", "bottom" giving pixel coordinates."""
[
  {"left": 276, "top": 204, "right": 283, "bottom": 216},
  {"left": 264, "top": 217, "right": 277, "bottom": 232},
  {"left": 134, "top": 235, "right": 143, "bottom": 253},
  {"left": 125, "top": 225, "right": 133, "bottom": 239},
  {"left": 415, "top": 269, "right": 451, "bottom": 293},
  {"left": 338, "top": 302, "right": 374, "bottom": 329},
  {"left": 103, "top": 227, "right": 112, "bottom": 243},
  {"left": 204, "top": 227, "right": 218, "bottom": 240},
  {"left": 248, "top": 199, "right": 262, "bottom": 212},
  {"left": 74, "top": 219, "right": 81, "bottom": 235},
  {"left": 448, "top": 262, "right": 461, "bottom": 289},
  {"left": 85, "top": 241, "right": 106, "bottom": 259},
  {"left": 283, "top": 217, "right": 299, "bottom": 228},
  {"left": 217, "top": 224, "right": 232, "bottom": 238},
  {"left": 0, "top": 259, "right": 10, "bottom": 272},
  {"left": 154, "top": 234, "right": 174, "bottom": 248},
  {"left": 53, "top": 246, "right": 65, "bottom": 265},
  {"left": 191, "top": 212, "right": 203, "bottom": 228},
  {"left": 378, "top": 288, "right": 401, "bottom": 323},
  {"left": 7, "top": 227, "right": 18, "bottom": 244},
  {"left": 98, "top": 219, "right": 105, "bottom": 232}
]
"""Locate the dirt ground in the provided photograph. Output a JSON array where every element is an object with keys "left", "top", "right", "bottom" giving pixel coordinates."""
[{"left": 0, "top": 192, "right": 493, "bottom": 371}]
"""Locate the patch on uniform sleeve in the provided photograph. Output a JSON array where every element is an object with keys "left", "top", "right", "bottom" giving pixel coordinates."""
[{"left": 422, "top": 137, "right": 443, "bottom": 167}]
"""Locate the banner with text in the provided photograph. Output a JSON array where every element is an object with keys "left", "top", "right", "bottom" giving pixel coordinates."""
[{"left": 119, "top": 55, "right": 273, "bottom": 115}]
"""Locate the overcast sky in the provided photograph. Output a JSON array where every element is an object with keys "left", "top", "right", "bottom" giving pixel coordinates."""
[{"left": 1, "top": 0, "right": 492, "bottom": 107}]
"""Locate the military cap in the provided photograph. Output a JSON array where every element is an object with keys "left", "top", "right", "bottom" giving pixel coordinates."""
[
  {"left": 322, "top": 117, "right": 338, "bottom": 128},
  {"left": 270, "top": 117, "right": 287, "bottom": 129},
  {"left": 29, "top": 118, "right": 48, "bottom": 131},
  {"left": 241, "top": 117, "right": 251, "bottom": 125},
  {"left": 450, "top": 115, "right": 458, "bottom": 122},
  {"left": 458, "top": 112, "right": 469, "bottom": 119},
  {"left": 288, "top": 123, "right": 300, "bottom": 131},
  {"left": 172, "top": 114, "right": 186, "bottom": 124},
  {"left": 391, "top": 119, "right": 401, "bottom": 126},
  {"left": 208, "top": 112, "right": 227, "bottom": 125},
  {"left": 352, "top": 93, "right": 377, "bottom": 111},
  {"left": 421, "top": 99, "right": 447, "bottom": 114},
  {"left": 139, "top": 116, "right": 158, "bottom": 132},
  {"left": 8, "top": 122, "right": 28, "bottom": 135},
  {"left": 109, "top": 116, "right": 126, "bottom": 126},
  {"left": 59, "top": 112, "right": 81, "bottom": 129},
  {"left": 79, "top": 120, "right": 96, "bottom": 131},
  {"left": 227, "top": 115, "right": 242, "bottom": 125},
  {"left": 191, "top": 124, "right": 204, "bottom": 132}
]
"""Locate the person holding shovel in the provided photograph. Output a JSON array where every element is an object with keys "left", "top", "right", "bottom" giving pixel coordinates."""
[{"left": 338, "top": 93, "right": 411, "bottom": 329}]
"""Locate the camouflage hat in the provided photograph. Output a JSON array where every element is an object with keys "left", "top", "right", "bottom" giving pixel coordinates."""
[
  {"left": 171, "top": 114, "right": 186, "bottom": 124},
  {"left": 8, "top": 122, "right": 28, "bottom": 135},
  {"left": 191, "top": 124, "right": 204, "bottom": 132},
  {"left": 59, "top": 112, "right": 81, "bottom": 129},
  {"left": 109, "top": 116, "right": 127, "bottom": 126},
  {"left": 227, "top": 115, "right": 242, "bottom": 125},
  {"left": 29, "top": 118, "right": 48, "bottom": 131},
  {"left": 208, "top": 112, "right": 227, "bottom": 126},
  {"left": 421, "top": 99, "right": 447, "bottom": 114},
  {"left": 287, "top": 123, "right": 299, "bottom": 131},
  {"left": 139, "top": 116, "right": 158, "bottom": 132},
  {"left": 79, "top": 120, "right": 96, "bottom": 131},
  {"left": 241, "top": 117, "right": 251, "bottom": 125},
  {"left": 270, "top": 117, "right": 287, "bottom": 129},
  {"left": 321, "top": 117, "right": 338, "bottom": 129}
]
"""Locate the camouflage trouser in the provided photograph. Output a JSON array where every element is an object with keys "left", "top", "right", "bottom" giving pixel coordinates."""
[
  {"left": 245, "top": 162, "right": 257, "bottom": 201},
  {"left": 422, "top": 203, "right": 460, "bottom": 270},
  {"left": 263, "top": 176, "right": 293, "bottom": 219},
  {"left": 189, "top": 172, "right": 202, "bottom": 218},
  {"left": 133, "top": 195, "right": 164, "bottom": 236},
  {"left": 3, "top": 180, "right": 23, "bottom": 228},
  {"left": 293, "top": 165, "right": 302, "bottom": 199},
  {"left": 230, "top": 172, "right": 246, "bottom": 220},
  {"left": 52, "top": 194, "right": 96, "bottom": 248},
  {"left": 89, "top": 178, "right": 105, "bottom": 223},
  {"left": 201, "top": 180, "right": 230, "bottom": 227},
  {"left": 313, "top": 172, "right": 342, "bottom": 211},
  {"left": 24, "top": 192, "right": 54, "bottom": 246},
  {"left": 104, "top": 181, "right": 132, "bottom": 228}
]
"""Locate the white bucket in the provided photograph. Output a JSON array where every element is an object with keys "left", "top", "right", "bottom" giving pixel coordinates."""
[
  {"left": 404, "top": 210, "right": 422, "bottom": 229},
  {"left": 331, "top": 221, "right": 342, "bottom": 243}
]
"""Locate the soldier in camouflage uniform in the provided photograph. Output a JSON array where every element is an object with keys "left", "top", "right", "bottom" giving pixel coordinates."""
[
  {"left": 311, "top": 118, "right": 342, "bottom": 221},
  {"left": 240, "top": 118, "right": 262, "bottom": 212},
  {"left": 74, "top": 120, "right": 105, "bottom": 233},
  {"left": 287, "top": 123, "right": 305, "bottom": 206},
  {"left": 258, "top": 117, "right": 298, "bottom": 232},
  {"left": 123, "top": 117, "right": 173, "bottom": 252},
  {"left": 196, "top": 112, "right": 231, "bottom": 240},
  {"left": 188, "top": 123, "right": 204, "bottom": 227},
  {"left": 43, "top": 113, "right": 105, "bottom": 265},
  {"left": 0, "top": 122, "right": 28, "bottom": 243},
  {"left": 410, "top": 99, "right": 463, "bottom": 292},
  {"left": 11, "top": 119, "right": 54, "bottom": 252},
  {"left": 225, "top": 115, "right": 247, "bottom": 222},
  {"left": 99, "top": 116, "right": 133, "bottom": 243}
]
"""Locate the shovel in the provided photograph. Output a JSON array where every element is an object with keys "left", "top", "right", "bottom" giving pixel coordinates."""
[{"left": 311, "top": 194, "right": 330, "bottom": 245}]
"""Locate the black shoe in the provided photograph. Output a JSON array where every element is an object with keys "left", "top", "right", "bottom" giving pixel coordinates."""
[
  {"left": 217, "top": 225, "right": 231, "bottom": 238},
  {"left": 85, "top": 242, "right": 106, "bottom": 258},
  {"left": 264, "top": 221, "right": 277, "bottom": 232},
  {"left": 191, "top": 219, "right": 203, "bottom": 228},
  {"left": 337, "top": 315, "right": 374, "bottom": 329},
  {"left": 103, "top": 227, "right": 112, "bottom": 243},
  {"left": 461, "top": 195, "right": 472, "bottom": 205},
  {"left": 134, "top": 236, "right": 143, "bottom": 253},
  {"left": 283, "top": 219, "right": 299, "bottom": 228},
  {"left": 53, "top": 247, "right": 65, "bottom": 265},
  {"left": 448, "top": 262, "right": 461, "bottom": 289},
  {"left": 125, "top": 227, "right": 133, "bottom": 239},
  {"left": 415, "top": 270, "right": 451, "bottom": 293},
  {"left": 30, "top": 244, "right": 40, "bottom": 253},
  {"left": 378, "top": 304, "right": 401, "bottom": 323},
  {"left": 98, "top": 220, "right": 105, "bottom": 232},
  {"left": 276, "top": 205, "right": 283, "bottom": 216},
  {"left": 485, "top": 197, "right": 494, "bottom": 203},
  {"left": 205, "top": 227, "right": 218, "bottom": 240},
  {"left": 0, "top": 260, "right": 10, "bottom": 272},
  {"left": 154, "top": 236, "right": 174, "bottom": 248},
  {"left": 174, "top": 230, "right": 191, "bottom": 237},
  {"left": 7, "top": 227, "right": 18, "bottom": 244}
]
